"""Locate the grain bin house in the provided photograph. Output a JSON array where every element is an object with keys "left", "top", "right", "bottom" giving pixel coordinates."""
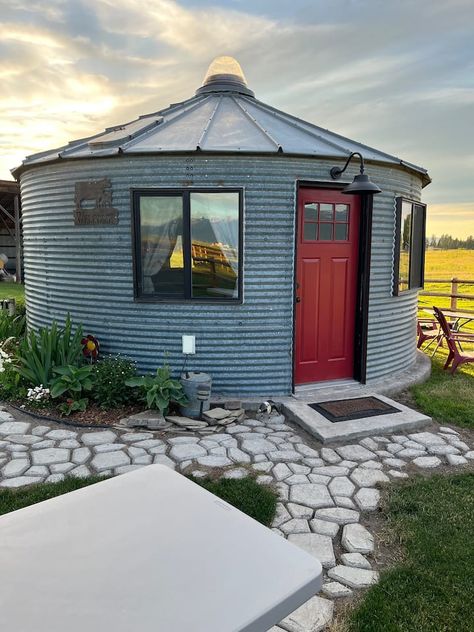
[{"left": 13, "top": 57, "right": 430, "bottom": 396}]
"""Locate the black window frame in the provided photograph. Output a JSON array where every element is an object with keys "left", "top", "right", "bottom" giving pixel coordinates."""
[
  {"left": 132, "top": 187, "right": 244, "bottom": 304},
  {"left": 393, "top": 196, "right": 427, "bottom": 296}
]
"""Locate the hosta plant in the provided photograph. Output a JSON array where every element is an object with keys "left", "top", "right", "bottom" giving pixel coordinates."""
[
  {"left": 50, "top": 365, "right": 95, "bottom": 415},
  {"left": 126, "top": 365, "right": 187, "bottom": 415}
]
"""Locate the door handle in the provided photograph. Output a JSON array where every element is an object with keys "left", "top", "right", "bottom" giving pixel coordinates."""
[{"left": 295, "top": 296, "right": 301, "bottom": 303}]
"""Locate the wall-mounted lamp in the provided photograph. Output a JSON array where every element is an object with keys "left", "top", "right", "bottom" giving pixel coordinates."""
[{"left": 330, "top": 152, "right": 382, "bottom": 195}]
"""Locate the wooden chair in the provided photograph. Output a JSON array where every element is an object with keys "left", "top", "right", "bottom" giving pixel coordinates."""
[
  {"left": 433, "top": 306, "right": 474, "bottom": 374},
  {"left": 417, "top": 318, "right": 442, "bottom": 354}
]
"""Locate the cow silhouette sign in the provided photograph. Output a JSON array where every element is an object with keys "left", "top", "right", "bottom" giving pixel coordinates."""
[{"left": 74, "top": 178, "right": 118, "bottom": 225}]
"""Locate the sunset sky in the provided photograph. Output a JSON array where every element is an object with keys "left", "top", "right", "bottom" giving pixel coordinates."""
[{"left": 1, "top": 0, "right": 473, "bottom": 238}]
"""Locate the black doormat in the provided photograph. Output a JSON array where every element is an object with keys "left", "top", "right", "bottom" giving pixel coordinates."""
[{"left": 308, "top": 396, "right": 401, "bottom": 423}]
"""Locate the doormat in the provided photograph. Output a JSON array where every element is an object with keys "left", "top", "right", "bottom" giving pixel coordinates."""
[{"left": 308, "top": 396, "right": 401, "bottom": 423}]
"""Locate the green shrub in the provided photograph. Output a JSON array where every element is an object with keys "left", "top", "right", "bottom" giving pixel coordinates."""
[
  {"left": 0, "top": 361, "right": 26, "bottom": 401},
  {"left": 91, "top": 355, "right": 138, "bottom": 408},
  {"left": 16, "top": 315, "right": 83, "bottom": 387},
  {"left": 126, "top": 365, "right": 187, "bottom": 415},
  {"left": 0, "top": 312, "right": 26, "bottom": 341},
  {"left": 50, "top": 364, "right": 95, "bottom": 415}
]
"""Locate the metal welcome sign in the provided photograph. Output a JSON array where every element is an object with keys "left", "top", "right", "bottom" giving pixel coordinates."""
[{"left": 74, "top": 178, "right": 118, "bottom": 225}]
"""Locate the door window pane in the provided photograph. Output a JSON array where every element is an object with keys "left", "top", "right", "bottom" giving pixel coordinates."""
[
  {"left": 190, "top": 192, "right": 240, "bottom": 299},
  {"left": 319, "top": 223, "right": 333, "bottom": 240},
  {"left": 303, "top": 223, "right": 317, "bottom": 241},
  {"left": 304, "top": 203, "right": 318, "bottom": 221},
  {"left": 335, "top": 223, "right": 348, "bottom": 241},
  {"left": 319, "top": 204, "right": 333, "bottom": 221},
  {"left": 140, "top": 196, "right": 184, "bottom": 297},
  {"left": 335, "top": 204, "right": 349, "bottom": 221}
]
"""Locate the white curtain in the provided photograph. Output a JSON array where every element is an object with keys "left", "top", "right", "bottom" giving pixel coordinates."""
[
  {"left": 141, "top": 198, "right": 181, "bottom": 293},
  {"left": 210, "top": 218, "right": 239, "bottom": 276}
]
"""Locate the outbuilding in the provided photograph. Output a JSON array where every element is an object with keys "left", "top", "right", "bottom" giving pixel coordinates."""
[{"left": 13, "top": 57, "right": 430, "bottom": 396}]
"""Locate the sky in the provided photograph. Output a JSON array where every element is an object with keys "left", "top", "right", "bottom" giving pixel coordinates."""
[{"left": 1, "top": 0, "right": 473, "bottom": 238}]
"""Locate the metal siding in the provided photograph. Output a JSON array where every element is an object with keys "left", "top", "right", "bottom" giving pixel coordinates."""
[{"left": 20, "top": 155, "right": 422, "bottom": 395}]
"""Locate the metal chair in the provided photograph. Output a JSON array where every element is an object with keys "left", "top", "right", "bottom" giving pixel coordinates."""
[{"left": 433, "top": 306, "right": 474, "bottom": 374}]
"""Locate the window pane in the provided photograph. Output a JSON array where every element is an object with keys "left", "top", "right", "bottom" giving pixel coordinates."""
[
  {"left": 398, "top": 201, "right": 412, "bottom": 293},
  {"left": 304, "top": 223, "right": 317, "bottom": 241},
  {"left": 140, "top": 196, "right": 184, "bottom": 297},
  {"left": 335, "top": 223, "right": 348, "bottom": 241},
  {"left": 410, "top": 204, "right": 425, "bottom": 289},
  {"left": 190, "top": 192, "right": 239, "bottom": 299},
  {"left": 319, "top": 204, "right": 333, "bottom": 221},
  {"left": 335, "top": 204, "right": 348, "bottom": 222},
  {"left": 304, "top": 203, "right": 318, "bottom": 221},
  {"left": 319, "top": 223, "right": 333, "bottom": 241}
]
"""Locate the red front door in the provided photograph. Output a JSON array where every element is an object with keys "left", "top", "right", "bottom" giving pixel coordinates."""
[{"left": 294, "top": 188, "right": 360, "bottom": 384}]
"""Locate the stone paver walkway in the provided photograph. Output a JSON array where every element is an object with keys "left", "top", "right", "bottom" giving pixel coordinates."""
[{"left": 0, "top": 405, "right": 472, "bottom": 632}]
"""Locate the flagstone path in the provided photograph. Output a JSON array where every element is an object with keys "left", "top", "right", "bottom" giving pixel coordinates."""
[{"left": 0, "top": 404, "right": 472, "bottom": 632}]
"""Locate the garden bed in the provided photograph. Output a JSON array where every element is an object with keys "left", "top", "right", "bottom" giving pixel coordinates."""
[{"left": 9, "top": 401, "right": 144, "bottom": 428}]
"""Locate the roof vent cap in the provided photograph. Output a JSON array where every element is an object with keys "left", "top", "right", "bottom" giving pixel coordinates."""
[{"left": 196, "top": 56, "right": 254, "bottom": 97}]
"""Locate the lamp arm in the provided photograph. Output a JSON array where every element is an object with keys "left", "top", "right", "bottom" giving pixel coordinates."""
[{"left": 330, "top": 152, "right": 365, "bottom": 179}]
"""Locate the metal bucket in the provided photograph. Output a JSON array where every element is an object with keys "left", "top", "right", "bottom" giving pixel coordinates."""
[{"left": 179, "top": 372, "right": 212, "bottom": 419}]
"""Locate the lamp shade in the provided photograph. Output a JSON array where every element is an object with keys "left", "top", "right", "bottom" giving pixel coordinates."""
[{"left": 342, "top": 173, "right": 382, "bottom": 195}]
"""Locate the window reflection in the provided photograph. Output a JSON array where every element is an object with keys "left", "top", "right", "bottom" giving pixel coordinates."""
[
  {"left": 399, "top": 201, "right": 412, "bottom": 293},
  {"left": 190, "top": 192, "right": 239, "bottom": 299}
]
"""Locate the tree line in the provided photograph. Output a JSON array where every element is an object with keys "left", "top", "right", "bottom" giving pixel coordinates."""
[{"left": 427, "top": 234, "right": 474, "bottom": 250}]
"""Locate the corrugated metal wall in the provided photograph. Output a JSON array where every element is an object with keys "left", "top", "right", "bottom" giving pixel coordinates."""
[{"left": 19, "top": 154, "right": 423, "bottom": 395}]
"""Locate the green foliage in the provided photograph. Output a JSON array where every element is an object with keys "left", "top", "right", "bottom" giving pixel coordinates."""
[
  {"left": 348, "top": 474, "right": 474, "bottom": 632},
  {"left": 50, "top": 364, "right": 94, "bottom": 416},
  {"left": 15, "top": 315, "right": 83, "bottom": 387},
  {"left": 126, "top": 365, "right": 187, "bottom": 414},
  {"left": 0, "top": 312, "right": 26, "bottom": 341},
  {"left": 0, "top": 361, "right": 26, "bottom": 401},
  {"left": 91, "top": 355, "right": 138, "bottom": 408}
]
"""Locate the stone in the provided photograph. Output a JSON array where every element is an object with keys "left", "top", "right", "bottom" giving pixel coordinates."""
[
  {"left": 308, "top": 474, "right": 330, "bottom": 485},
  {"left": 309, "top": 518, "right": 339, "bottom": 537},
  {"left": 412, "top": 456, "right": 442, "bottom": 468},
  {"left": 26, "top": 465, "right": 49, "bottom": 477},
  {"left": 59, "top": 439, "right": 81, "bottom": 449},
  {"left": 354, "top": 488, "right": 380, "bottom": 512},
  {"left": 0, "top": 421, "right": 30, "bottom": 435},
  {"left": 360, "top": 437, "right": 379, "bottom": 451},
  {"left": 47, "top": 473, "right": 65, "bottom": 483},
  {"left": 0, "top": 476, "right": 42, "bottom": 488},
  {"left": 32, "top": 448, "right": 70, "bottom": 466},
  {"left": 303, "top": 458, "right": 324, "bottom": 468},
  {"left": 273, "top": 503, "right": 292, "bottom": 528},
  {"left": 72, "top": 447, "right": 91, "bottom": 465},
  {"left": 7, "top": 444, "right": 28, "bottom": 453},
  {"left": 0, "top": 411, "right": 14, "bottom": 421},
  {"left": 383, "top": 458, "right": 406, "bottom": 469},
  {"left": 268, "top": 413, "right": 286, "bottom": 425},
  {"left": 388, "top": 469, "right": 409, "bottom": 479},
  {"left": 311, "top": 466, "right": 349, "bottom": 477},
  {"left": 439, "top": 426, "right": 459, "bottom": 435},
  {"left": 408, "top": 432, "right": 446, "bottom": 447},
  {"left": 120, "top": 432, "right": 154, "bottom": 442},
  {"left": 359, "top": 460, "right": 383, "bottom": 470},
  {"left": 321, "top": 448, "right": 341, "bottom": 463},
  {"left": 375, "top": 450, "right": 392, "bottom": 458},
  {"left": 328, "top": 565, "right": 379, "bottom": 589},
  {"left": 31, "top": 425, "right": 51, "bottom": 436},
  {"left": 165, "top": 415, "right": 209, "bottom": 429},
  {"left": 288, "top": 463, "right": 310, "bottom": 475},
  {"left": 314, "top": 507, "right": 360, "bottom": 525},
  {"left": 2, "top": 458, "right": 30, "bottom": 477},
  {"left": 50, "top": 462, "right": 75, "bottom": 473},
  {"left": 203, "top": 407, "right": 231, "bottom": 422},
  {"left": 91, "top": 451, "right": 130, "bottom": 472},
  {"left": 342, "top": 523, "right": 374, "bottom": 553},
  {"left": 267, "top": 450, "right": 302, "bottom": 463},
  {"left": 148, "top": 445, "right": 167, "bottom": 455},
  {"left": 70, "top": 465, "right": 92, "bottom": 478},
  {"left": 132, "top": 439, "right": 164, "bottom": 449},
  {"left": 446, "top": 454, "right": 468, "bottom": 466},
  {"left": 276, "top": 482, "right": 289, "bottom": 500},
  {"left": 336, "top": 445, "right": 375, "bottom": 461},
  {"left": 428, "top": 444, "right": 461, "bottom": 456},
  {"left": 125, "top": 411, "right": 167, "bottom": 429},
  {"left": 403, "top": 440, "right": 427, "bottom": 450},
  {"left": 288, "top": 533, "right": 335, "bottom": 568},
  {"left": 281, "top": 519, "right": 310, "bottom": 535},
  {"left": 341, "top": 552, "right": 372, "bottom": 569},
  {"left": 133, "top": 454, "right": 153, "bottom": 465},
  {"left": 116, "top": 464, "right": 145, "bottom": 474},
  {"left": 287, "top": 503, "right": 314, "bottom": 519},
  {"left": 128, "top": 446, "right": 146, "bottom": 458},
  {"left": 223, "top": 468, "right": 247, "bottom": 479},
  {"left": 321, "top": 581, "right": 352, "bottom": 598},
  {"left": 386, "top": 443, "right": 404, "bottom": 454},
  {"left": 286, "top": 474, "right": 309, "bottom": 485},
  {"left": 350, "top": 468, "right": 389, "bottom": 487},
  {"left": 397, "top": 448, "right": 426, "bottom": 458},
  {"left": 46, "top": 429, "right": 77, "bottom": 440},
  {"left": 81, "top": 430, "right": 117, "bottom": 446},
  {"left": 465, "top": 451, "right": 474, "bottom": 460},
  {"left": 280, "top": 595, "right": 334, "bottom": 632},
  {"left": 252, "top": 461, "right": 273, "bottom": 473},
  {"left": 289, "top": 484, "right": 333, "bottom": 509},
  {"left": 94, "top": 443, "right": 127, "bottom": 454},
  {"left": 329, "top": 476, "right": 355, "bottom": 498},
  {"left": 31, "top": 440, "right": 55, "bottom": 450},
  {"left": 241, "top": 438, "right": 274, "bottom": 455},
  {"left": 6, "top": 434, "right": 43, "bottom": 445},
  {"left": 228, "top": 447, "right": 251, "bottom": 464},
  {"left": 196, "top": 455, "right": 232, "bottom": 467},
  {"left": 339, "top": 460, "right": 358, "bottom": 469},
  {"left": 153, "top": 454, "right": 176, "bottom": 469},
  {"left": 449, "top": 440, "right": 470, "bottom": 452},
  {"left": 334, "top": 496, "right": 356, "bottom": 509},
  {"left": 169, "top": 444, "right": 207, "bottom": 462},
  {"left": 295, "top": 444, "right": 319, "bottom": 458}
]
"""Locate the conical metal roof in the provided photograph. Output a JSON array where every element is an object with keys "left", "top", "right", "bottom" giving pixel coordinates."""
[{"left": 13, "top": 56, "right": 430, "bottom": 184}]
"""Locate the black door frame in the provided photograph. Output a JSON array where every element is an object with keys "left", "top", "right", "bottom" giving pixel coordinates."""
[{"left": 293, "top": 180, "right": 374, "bottom": 391}]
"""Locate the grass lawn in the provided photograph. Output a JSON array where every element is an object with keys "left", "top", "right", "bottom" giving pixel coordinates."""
[
  {"left": 0, "top": 474, "right": 277, "bottom": 527},
  {"left": 0, "top": 282, "right": 24, "bottom": 305},
  {"left": 411, "top": 347, "right": 474, "bottom": 429},
  {"left": 347, "top": 473, "right": 474, "bottom": 632}
]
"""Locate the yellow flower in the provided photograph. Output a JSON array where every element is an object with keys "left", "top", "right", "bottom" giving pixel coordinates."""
[{"left": 86, "top": 340, "right": 96, "bottom": 351}]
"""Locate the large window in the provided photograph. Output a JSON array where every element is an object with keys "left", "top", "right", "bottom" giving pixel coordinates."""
[
  {"left": 133, "top": 189, "right": 242, "bottom": 302},
  {"left": 393, "top": 197, "right": 426, "bottom": 295}
]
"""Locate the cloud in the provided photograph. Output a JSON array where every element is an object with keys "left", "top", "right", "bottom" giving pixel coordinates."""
[{"left": 0, "top": 0, "right": 472, "bottom": 239}]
